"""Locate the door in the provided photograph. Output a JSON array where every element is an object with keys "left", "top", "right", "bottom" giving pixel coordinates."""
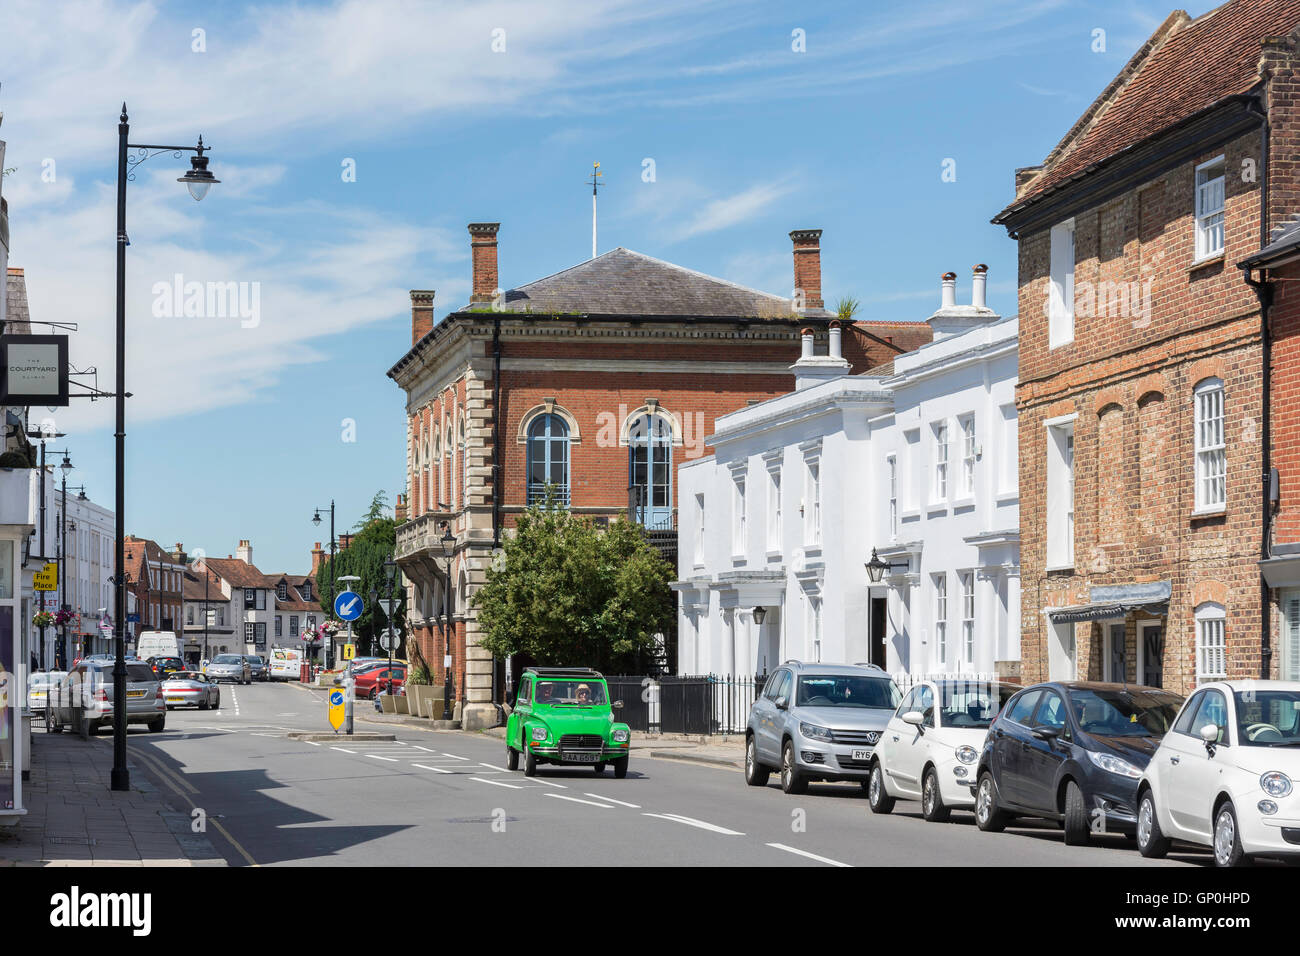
[
  {"left": 754, "top": 669, "right": 789, "bottom": 763},
  {"left": 1166, "top": 690, "right": 1229, "bottom": 840},
  {"left": 892, "top": 683, "right": 934, "bottom": 797},
  {"left": 1140, "top": 622, "right": 1164, "bottom": 687},
  {"left": 629, "top": 414, "right": 673, "bottom": 528},
  {"left": 1020, "top": 690, "right": 1070, "bottom": 813},
  {"left": 995, "top": 689, "right": 1042, "bottom": 806},
  {"left": 869, "top": 598, "right": 888, "bottom": 669},
  {"left": 1105, "top": 623, "right": 1126, "bottom": 683}
]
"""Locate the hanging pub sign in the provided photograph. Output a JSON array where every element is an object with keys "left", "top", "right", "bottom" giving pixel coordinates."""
[{"left": 0, "top": 334, "right": 69, "bottom": 407}]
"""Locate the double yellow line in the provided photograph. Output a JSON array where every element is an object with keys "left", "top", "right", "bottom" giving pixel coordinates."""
[{"left": 95, "top": 738, "right": 259, "bottom": 867}]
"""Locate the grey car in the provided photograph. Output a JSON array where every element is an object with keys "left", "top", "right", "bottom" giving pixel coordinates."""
[
  {"left": 205, "top": 654, "right": 252, "bottom": 684},
  {"left": 745, "top": 661, "right": 901, "bottom": 794},
  {"left": 246, "top": 655, "right": 269, "bottom": 682},
  {"left": 50, "top": 660, "right": 167, "bottom": 735}
]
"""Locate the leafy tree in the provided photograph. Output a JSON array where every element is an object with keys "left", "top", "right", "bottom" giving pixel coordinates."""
[
  {"left": 473, "top": 502, "right": 674, "bottom": 674},
  {"left": 315, "top": 493, "right": 405, "bottom": 657}
]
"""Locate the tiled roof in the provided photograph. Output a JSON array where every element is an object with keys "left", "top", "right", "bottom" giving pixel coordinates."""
[
  {"left": 1241, "top": 212, "right": 1300, "bottom": 265},
  {"left": 265, "top": 573, "right": 318, "bottom": 611},
  {"left": 204, "top": 556, "right": 272, "bottom": 590},
  {"left": 183, "top": 567, "right": 225, "bottom": 602},
  {"left": 1009, "top": 0, "right": 1300, "bottom": 209},
  {"left": 853, "top": 320, "right": 933, "bottom": 354},
  {"left": 478, "top": 247, "right": 817, "bottom": 319},
  {"left": 4, "top": 267, "right": 30, "bottom": 332}
]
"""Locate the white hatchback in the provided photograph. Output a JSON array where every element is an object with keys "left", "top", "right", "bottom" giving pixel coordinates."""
[
  {"left": 868, "top": 679, "right": 1020, "bottom": 821},
  {"left": 1136, "top": 680, "right": 1300, "bottom": 866}
]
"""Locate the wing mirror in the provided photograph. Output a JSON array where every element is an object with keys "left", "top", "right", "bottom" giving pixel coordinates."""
[
  {"left": 902, "top": 710, "right": 925, "bottom": 732},
  {"left": 775, "top": 696, "right": 789, "bottom": 710},
  {"left": 613, "top": 700, "right": 624, "bottom": 710},
  {"left": 1199, "top": 723, "right": 1220, "bottom": 755},
  {"left": 1031, "top": 726, "right": 1061, "bottom": 743}
]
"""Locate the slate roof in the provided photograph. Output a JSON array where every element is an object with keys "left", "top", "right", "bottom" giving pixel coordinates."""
[
  {"left": 1003, "top": 0, "right": 1300, "bottom": 214},
  {"left": 265, "top": 573, "right": 318, "bottom": 612},
  {"left": 1241, "top": 212, "right": 1300, "bottom": 267},
  {"left": 5, "top": 267, "right": 30, "bottom": 332},
  {"left": 480, "top": 247, "right": 818, "bottom": 319},
  {"left": 183, "top": 567, "right": 225, "bottom": 602},
  {"left": 204, "top": 556, "right": 272, "bottom": 590}
]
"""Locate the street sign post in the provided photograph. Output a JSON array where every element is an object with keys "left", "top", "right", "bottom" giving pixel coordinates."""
[
  {"left": 378, "top": 599, "right": 395, "bottom": 617},
  {"left": 378, "top": 629, "right": 398, "bottom": 652},
  {"left": 342, "top": 643, "right": 356, "bottom": 661},
  {"left": 334, "top": 591, "right": 362, "bottom": 622},
  {"left": 328, "top": 688, "right": 345, "bottom": 732}
]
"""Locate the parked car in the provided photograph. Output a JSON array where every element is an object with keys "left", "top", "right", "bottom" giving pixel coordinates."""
[
  {"left": 505, "top": 667, "right": 631, "bottom": 777},
  {"left": 869, "top": 679, "right": 1020, "bottom": 821},
  {"left": 148, "top": 656, "right": 187, "bottom": 679},
  {"left": 246, "top": 655, "right": 269, "bottom": 682},
  {"left": 27, "top": 671, "right": 67, "bottom": 714},
  {"left": 1134, "top": 680, "right": 1300, "bottom": 866},
  {"left": 745, "top": 661, "right": 901, "bottom": 794},
  {"left": 353, "top": 665, "right": 407, "bottom": 700},
  {"left": 49, "top": 660, "right": 166, "bottom": 734},
  {"left": 160, "top": 671, "right": 221, "bottom": 710},
  {"left": 974, "top": 681, "right": 1184, "bottom": 844},
  {"left": 204, "top": 654, "right": 252, "bottom": 684}
]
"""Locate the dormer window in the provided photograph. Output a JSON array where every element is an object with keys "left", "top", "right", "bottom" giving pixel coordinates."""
[{"left": 277, "top": 582, "right": 287, "bottom": 601}]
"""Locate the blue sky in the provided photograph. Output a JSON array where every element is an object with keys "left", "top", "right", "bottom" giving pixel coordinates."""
[{"left": 0, "top": 0, "right": 1222, "bottom": 574}]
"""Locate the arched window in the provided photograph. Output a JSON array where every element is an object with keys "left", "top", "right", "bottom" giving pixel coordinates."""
[
  {"left": 443, "top": 417, "right": 451, "bottom": 505},
  {"left": 431, "top": 427, "right": 440, "bottom": 509},
  {"left": 1195, "top": 602, "right": 1227, "bottom": 683},
  {"left": 628, "top": 412, "right": 673, "bottom": 527},
  {"left": 460, "top": 416, "right": 469, "bottom": 508},
  {"left": 527, "top": 414, "right": 571, "bottom": 505}
]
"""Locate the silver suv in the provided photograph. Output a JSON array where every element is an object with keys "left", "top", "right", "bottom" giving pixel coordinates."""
[
  {"left": 50, "top": 659, "right": 166, "bottom": 735},
  {"left": 745, "top": 661, "right": 901, "bottom": 794}
]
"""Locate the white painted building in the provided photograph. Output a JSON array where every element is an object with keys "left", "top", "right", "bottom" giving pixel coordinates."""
[{"left": 675, "top": 267, "right": 1020, "bottom": 682}]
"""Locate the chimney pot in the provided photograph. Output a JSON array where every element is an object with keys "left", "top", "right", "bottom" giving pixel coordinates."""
[
  {"left": 789, "top": 229, "right": 824, "bottom": 310},
  {"left": 972, "top": 264, "right": 988, "bottom": 310},
  {"left": 800, "top": 328, "right": 814, "bottom": 359},
  {"left": 828, "top": 320, "right": 843, "bottom": 360},
  {"left": 469, "top": 222, "right": 501, "bottom": 303},
  {"left": 941, "top": 272, "right": 957, "bottom": 309}
]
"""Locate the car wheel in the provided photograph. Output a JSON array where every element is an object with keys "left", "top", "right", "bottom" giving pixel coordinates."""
[
  {"left": 1136, "top": 790, "right": 1170, "bottom": 858},
  {"left": 198, "top": 699, "right": 209, "bottom": 711},
  {"left": 50, "top": 715, "right": 63, "bottom": 734},
  {"left": 613, "top": 756, "right": 629, "bottom": 779},
  {"left": 867, "top": 762, "right": 895, "bottom": 814},
  {"left": 506, "top": 743, "right": 519, "bottom": 771},
  {"left": 1213, "top": 802, "right": 1250, "bottom": 867},
  {"left": 975, "top": 772, "right": 1007, "bottom": 832},
  {"left": 780, "top": 740, "right": 808, "bottom": 795},
  {"left": 593, "top": 763, "right": 606, "bottom": 774},
  {"left": 922, "top": 767, "right": 950, "bottom": 823},
  {"left": 1062, "top": 780, "right": 1090, "bottom": 846},
  {"left": 213, "top": 695, "right": 220, "bottom": 710},
  {"left": 744, "top": 735, "right": 771, "bottom": 787},
  {"left": 524, "top": 746, "right": 538, "bottom": 777},
  {"left": 148, "top": 716, "right": 165, "bottom": 733}
]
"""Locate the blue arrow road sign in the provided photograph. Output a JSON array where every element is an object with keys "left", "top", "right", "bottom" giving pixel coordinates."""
[{"left": 334, "top": 591, "right": 362, "bottom": 622}]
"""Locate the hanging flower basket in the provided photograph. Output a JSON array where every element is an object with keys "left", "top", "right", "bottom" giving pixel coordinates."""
[
  {"left": 32, "top": 611, "right": 54, "bottom": 628},
  {"left": 54, "top": 608, "right": 76, "bottom": 626}
]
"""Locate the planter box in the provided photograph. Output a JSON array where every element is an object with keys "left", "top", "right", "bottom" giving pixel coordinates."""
[
  {"left": 394, "top": 696, "right": 409, "bottom": 715},
  {"left": 407, "top": 684, "right": 445, "bottom": 718},
  {"left": 381, "top": 695, "right": 397, "bottom": 714}
]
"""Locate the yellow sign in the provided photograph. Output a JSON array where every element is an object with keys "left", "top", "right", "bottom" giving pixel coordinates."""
[
  {"left": 328, "top": 687, "right": 346, "bottom": 731},
  {"left": 33, "top": 563, "right": 58, "bottom": 591},
  {"left": 342, "top": 644, "right": 356, "bottom": 661}
]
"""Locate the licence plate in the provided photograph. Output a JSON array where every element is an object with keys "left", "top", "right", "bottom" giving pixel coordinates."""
[
  {"left": 31, "top": 692, "right": 45, "bottom": 699},
  {"left": 563, "top": 752, "right": 600, "bottom": 763},
  {"left": 166, "top": 697, "right": 184, "bottom": 703},
  {"left": 127, "top": 690, "right": 146, "bottom": 698},
  {"left": 852, "top": 749, "right": 873, "bottom": 762}
]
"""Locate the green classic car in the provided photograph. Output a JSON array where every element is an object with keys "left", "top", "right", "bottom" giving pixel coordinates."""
[{"left": 506, "top": 667, "right": 632, "bottom": 778}]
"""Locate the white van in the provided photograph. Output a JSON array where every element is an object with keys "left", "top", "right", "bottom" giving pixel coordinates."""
[
  {"left": 270, "top": 646, "right": 304, "bottom": 681},
  {"left": 136, "top": 630, "right": 181, "bottom": 661}
]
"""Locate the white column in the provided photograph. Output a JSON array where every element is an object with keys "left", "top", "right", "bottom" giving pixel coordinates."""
[{"left": 722, "top": 608, "right": 736, "bottom": 677}]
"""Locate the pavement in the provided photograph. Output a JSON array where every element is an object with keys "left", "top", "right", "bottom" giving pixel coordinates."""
[{"left": 0, "top": 721, "right": 227, "bottom": 867}]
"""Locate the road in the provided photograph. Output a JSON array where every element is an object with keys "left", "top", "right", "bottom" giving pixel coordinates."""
[{"left": 97, "top": 680, "right": 1214, "bottom": 867}]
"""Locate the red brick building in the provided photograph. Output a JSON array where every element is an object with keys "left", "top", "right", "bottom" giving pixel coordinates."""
[
  {"left": 994, "top": 0, "right": 1300, "bottom": 693},
  {"left": 389, "top": 223, "right": 930, "bottom": 728},
  {"left": 123, "top": 536, "right": 186, "bottom": 641}
]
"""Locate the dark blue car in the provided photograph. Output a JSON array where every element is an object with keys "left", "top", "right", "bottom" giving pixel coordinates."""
[{"left": 974, "top": 682, "right": 1183, "bottom": 846}]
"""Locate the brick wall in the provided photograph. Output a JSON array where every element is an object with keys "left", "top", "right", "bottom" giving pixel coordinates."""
[{"left": 1271, "top": 261, "right": 1300, "bottom": 545}]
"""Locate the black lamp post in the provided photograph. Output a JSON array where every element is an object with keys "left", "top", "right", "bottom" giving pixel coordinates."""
[
  {"left": 312, "top": 502, "right": 336, "bottom": 669},
  {"left": 383, "top": 555, "right": 398, "bottom": 697},
  {"left": 438, "top": 524, "right": 455, "bottom": 721},
  {"left": 112, "top": 105, "right": 219, "bottom": 792},
  {"left": 24, "top": 428, "right": 65, "bottom": 672},
  {"left": 58, "top": 453, "right": 73, "bottom": 671}
]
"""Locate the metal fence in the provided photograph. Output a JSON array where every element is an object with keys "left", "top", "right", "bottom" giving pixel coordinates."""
[
  {"left": 607, "top": 674, "right": 767, "bottom": 735},
  {"left": 891, "top": 671, "right": 1000, "bottom": 693}
]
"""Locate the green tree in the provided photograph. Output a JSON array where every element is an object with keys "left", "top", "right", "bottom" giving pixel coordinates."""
[
  {"left": 315, "top": 492, "right": 405, "bottom": 657},
  {"left": 473, "top": 502, "right": 674, "bottom": 673}
]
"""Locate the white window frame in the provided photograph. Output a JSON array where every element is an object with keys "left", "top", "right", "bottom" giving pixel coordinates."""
[
  {"left": 1194, "top": 156, "right": 1226, "bottom": 262},
  {"left": 1283, "top": 592, "right": 1300, "bottom": 682},
  {"left": 766, "top": 463, "right": 782, "bottom": 553},
  {"left": 933, "top": 420, "right": 949, "bottom": 503},
  {"left": 732, "top": 472, "right": 747, "bottom": 559},
  {"left": 960, "top": 572, "right": 975, "bottom": 668},
  {"left": 1045, "top": 415, "right": 1077, "bottom": 570},
  {"left": 804, "top": 457, "right": 821, "bottom": 547},
  {"left": 693, "top": 493, "right": 705, "bottom": 568},
  {"left": 1194, "top": 378, "right": 1226, "bottom": 513},
  {"left": 886, "top": 454, "right": 898, "bottom": 540},
  {"left": 1049, "top": 218, "right": 1076, "bottom": 348},
  {"left": 934, "top": 573, "right": 948, "bottom": 668},
  {"left": 1195, "top": 602, "right": 1227, "bottom": 683},
  {"left": 960, "top": 414, "right": 976, "bottom": 497}
]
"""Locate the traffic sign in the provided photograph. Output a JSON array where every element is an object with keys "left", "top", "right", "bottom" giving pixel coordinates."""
[
  {"left": 379, "top": 599, "right": 396, "bottom": 616},
  {"left": 378, "top": 630, "right": 398, "bottom": 652},
  {"left": 334, "top": 591, "right": 362, "bottom": 622},
  {"left": 342, "top": 643, "right": 356, "bottom": 661},
  {"left": 328, "top": 689, "right": 345, "bottom": 730},
  {"left": 33, "top": 563, "right": 57, "bottom": 591},
  {"left": 127, "top": 613, "right": 140, "bottom": 623}
]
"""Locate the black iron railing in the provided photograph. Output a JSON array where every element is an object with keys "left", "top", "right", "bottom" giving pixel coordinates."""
[{"left": 607, "top": 673, "right": 767, "bottom": 735}]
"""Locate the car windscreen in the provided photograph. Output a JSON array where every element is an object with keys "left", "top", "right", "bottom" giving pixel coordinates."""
[
  {"left": 532, "top": 680, "right": 608, "bottom": 705},
  {"left": 796, "top": 676, "right": 901, "bottom": 709},
  {"left": 939, "top": 683, "right": 1017, "bottom": 728},
  {"left": 126, "top": 663, "right": 157, "bottom": 683},
  {"left": 167, "top": 672, "right": 200, "bottom": 681},
  {"left": 1234, "top": 690, "right": 1300, "bottom": 746},
  {"left": 1071, "top": 689, "right": 1183, "bottom": 738},
  {"left": 212, "top": 655, "right": 241, "bottom": 664}
]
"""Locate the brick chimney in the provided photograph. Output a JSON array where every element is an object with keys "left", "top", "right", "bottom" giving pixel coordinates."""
[
  {"left": 410, "top": 290, "right": 435, "bottom": 345},
  {"left": 395, "top": 493, "right": 408, "bottom": 524},
  {"left": 173, "top": 542, "right": 185, "bottom": 563},
  {"left": 310, "top": 542, "right": 325, "bottom": 576},
  {"left": 789, "top": 229, "right": 823, "bottom": 310},
  {"left": 469, "top": 222, "right": 500, "bottom": 303},
  {"left": 236, "top": 539, "right": 252, "bottom": 565}
]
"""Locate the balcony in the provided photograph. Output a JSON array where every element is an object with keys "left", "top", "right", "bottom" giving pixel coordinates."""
[{"left": 395, "top": 509, "right": 454, "bottom": 586}]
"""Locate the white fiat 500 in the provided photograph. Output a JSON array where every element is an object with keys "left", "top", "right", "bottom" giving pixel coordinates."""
[
  {"left": 869, "top": 679, "right": 1020, "bottom": 821},
  {"left": 1136, "top": 680, "right": 1300, "bottom": 866}
]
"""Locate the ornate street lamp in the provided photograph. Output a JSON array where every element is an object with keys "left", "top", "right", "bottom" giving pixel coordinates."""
[
  {"left": 752, "top": 606, "right": 767, "bottom": 625},
  {"left": 865, "top": 547, "right": 910, "bottom": 585},
  {"left": 383, "top": 555, "right": 398, "bottom": 697},
  {"left": 438, "top": 524, "right": 456, "bottom": 721}
]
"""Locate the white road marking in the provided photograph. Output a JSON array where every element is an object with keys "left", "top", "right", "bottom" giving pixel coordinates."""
[
  {"left": 331, "top": 747, "right": 356, "bottom": 754},
  {"left": 545, "top": 793, "right": 614, "bottom": 809},
  {"left": 412, "top": 763, "right": 453, "bottom": 774},
  {"left": 231, "top": 689, "right": 240, "bottom": 716},
  {"left": 366, "top": 754, "right": 399, "bottom": 762},
  {"left": 526, "top": 777, "right": 567, "bottom": 789},
  {"left": 470, "top": 776, "right": 522, "bottom": 789},
  {"left": 439, "top": 753, "right": 469, "bottom": 760},
  {"left": 276, "top": 712, "right": 298, "bottom": 716},
  {"left": 305, "top": 741, "right": 321, "bottom": 746},
  {"left": 641, "top": 813, "right": 744, "bottom": 836},
  {"left": 412, "top": 745, "right": 439, "bottom": 753},
  {"left": 586, "top": 793, "right": 639, "bottom": 808},
  {"left": 479, "top": 762, "right": 507, "bottom": 770},
  {"left": 766, "top": 843, "right": 852, "bottom": 868},
  {"left": 252, "top": 733, "right": 280, "bottom": 737}
]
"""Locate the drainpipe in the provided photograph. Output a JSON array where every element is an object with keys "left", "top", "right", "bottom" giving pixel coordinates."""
[
  {"left": 1242, "top": 95, "right": 1273, "bottom": 680},
  {"left": 491, "top": 312, "right": 504, "bottom": 722}
]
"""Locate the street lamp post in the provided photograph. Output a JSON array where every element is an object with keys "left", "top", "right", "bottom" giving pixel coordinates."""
[
  {"left": 58, "top": 453, "right": 73, "bottom": 671},
  {"left": 383, "top": 556, "right": 398, "bottom": 699},
  {"left": 112, "top": 105, "right": 220, "bottom": 792},
  {"left": 438, "top": 525, "right": 455, "bottom": 721},
  {"left": 25, "top": 428, "right": 65, "bottom": 671},
  {"left": 312, "top": 502, "right": 336, "bottom": 669}
]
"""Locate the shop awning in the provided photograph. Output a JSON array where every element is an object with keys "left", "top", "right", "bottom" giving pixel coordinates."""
[{"left": 1046, "top": 581, "right": 1170, "bottom": 624}]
